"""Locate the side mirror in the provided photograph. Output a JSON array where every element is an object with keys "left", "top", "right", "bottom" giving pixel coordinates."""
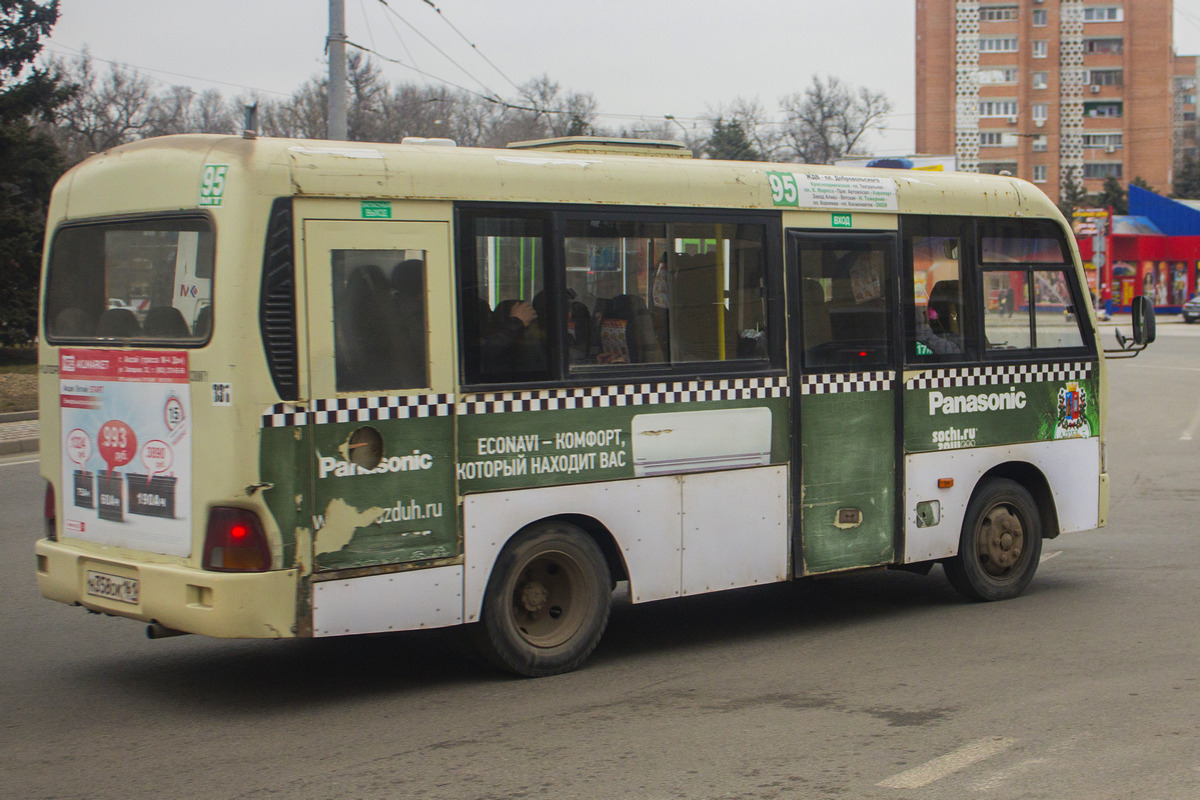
[
  {"left": 1131, "top": 295, "right": 1156, "bottom": 345},
  {"left": 1108, "top": 295, "right": 1155, "bottom": 357}
]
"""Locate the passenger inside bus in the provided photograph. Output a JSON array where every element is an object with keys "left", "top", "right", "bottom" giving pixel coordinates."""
[
  {"left": 921, "top": 280, "right": 964, "bottom": 354},
  {"left": 480, "top": 298, "right": 546, "bottom": 373}
]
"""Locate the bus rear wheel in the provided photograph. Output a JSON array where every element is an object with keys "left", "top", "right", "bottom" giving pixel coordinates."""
[
  {"left": 944, "top": 478, "right": 1042, "bottom": 602},
  {"left": 475, "top": 522, "right": 611, "bottom": 677}
]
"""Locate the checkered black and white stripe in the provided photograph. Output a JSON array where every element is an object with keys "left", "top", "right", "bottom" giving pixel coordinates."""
[
  {"left": 261, "top": 394, "right": 454, "bottom": 428},
  {"left": 457, "top": 376, "right": 789, "bottom": 415},
  {"left": 260, "top": 378, "right": 787, "bottom": 427},
  {"left": 800, "top": 371, "right": 895, "bottom": 395},
  {"left": 905, "top": 361, "right": 1094, "bottom": 390}
]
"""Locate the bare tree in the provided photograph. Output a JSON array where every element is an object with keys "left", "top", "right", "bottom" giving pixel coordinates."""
[
  {"left": 777, "top": 75, "right": 891, "bottom": 164},
  {"left": 515, "top": 75, "right": 599, "bottom": 139},
  {"left": 145, "top": 85, "right": 236, "bottom": 137},
  {"left": 48, "top": 52, "right": 153, "bottom": 163},
  {"left": 258, "top": 77, "right": 326, "bottom": 139},
  {"left": 705, "top": 97, "right": 784, "bottom": 161}
]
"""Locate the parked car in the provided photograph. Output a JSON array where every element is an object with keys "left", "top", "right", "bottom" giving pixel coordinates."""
[{"left": 1184, "top": 294, "right": 1200, "bottom": 324}]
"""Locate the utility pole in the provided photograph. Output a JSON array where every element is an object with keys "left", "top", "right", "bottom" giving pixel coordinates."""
[{"left": 327, "top": 0, "right": 348, "bottom": 140}]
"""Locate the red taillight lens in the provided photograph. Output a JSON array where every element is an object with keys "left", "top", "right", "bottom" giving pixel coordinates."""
[
  {"left": 44, "top": 482, "right": 57, "bottom": 541},
  {"left": 203, "top": 507, "right": 271, "bottom": 572}
]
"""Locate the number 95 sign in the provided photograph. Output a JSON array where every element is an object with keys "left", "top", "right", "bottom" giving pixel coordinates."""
[{"left": 199, "top": 164, "right": 229, "bottom": 207}]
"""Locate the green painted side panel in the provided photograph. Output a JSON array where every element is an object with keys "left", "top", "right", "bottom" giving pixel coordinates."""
[
  {"left": 309, "top": 416, "right": 458, "bottom": 570},
  {"left": 456, "top": 397, "right": 790, "bottom": 494},
  {"left": 904, "top": 376, "right": 1099, "bottom": 453},
  {"left": 258, "top": 395, "right": 789, "bottom": 572},
  {"left": 259, "top": 425, "right": 309, "bottom": 568},
  {"left": 800, "top": 391, "right": 895, "bottom": 574}
]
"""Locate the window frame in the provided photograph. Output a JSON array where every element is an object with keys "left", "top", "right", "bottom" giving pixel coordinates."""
[
  {"left": 976, "top": 218, "right": 1095, "bottom": 358},
  {"left": 901, "top": 216, "right": 979, "bottom": 366},
  {"left": 455, "top": 203, "right": 785, "bottom": 389},
  {"left": 43, "top": 211, "right": 217, "bottom": 348},
  {"left": 900, "top": 216, "right": 1095, "bottom": 366}
]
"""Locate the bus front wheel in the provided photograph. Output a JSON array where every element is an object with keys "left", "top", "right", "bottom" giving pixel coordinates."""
[
  {"left": 944, "top": 478, "right": 1042, "bottom": 602},
  {"left": 475, "top": 522, "right": 612, "bottom": 677}
]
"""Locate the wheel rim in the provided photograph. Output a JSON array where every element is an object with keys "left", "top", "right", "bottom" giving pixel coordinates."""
[
  {"left": 508, "top": 549, "right": 590, "bottom": 648},
  {"left": 975, "top": 503, "right": 1026, "bottom": 578}
]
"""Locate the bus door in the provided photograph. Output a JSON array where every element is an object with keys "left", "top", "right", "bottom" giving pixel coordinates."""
[
  {"left": 787, "top": 231, "right": 899, "bottom": 576},
  {"left": 300, "top": 219, "right": 459, "bottom": 572}
]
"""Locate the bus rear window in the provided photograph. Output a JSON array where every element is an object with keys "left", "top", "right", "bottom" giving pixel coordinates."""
[{"left": 45, "top": 217, "right": 214, "bottom": 344}]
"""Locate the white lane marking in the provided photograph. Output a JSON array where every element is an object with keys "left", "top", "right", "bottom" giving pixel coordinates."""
[
  {"left": 0, "top": 457, "right": 39, "bottom": 468},
  {"left": 1119, "top": 363, "right": 1200, "bottom": 373},
  {"left": 1040, "top": 550, "right": 1062, "bottom": 563},
  {"left": 969, "top": 757, "right": 1047, "bottom": 791},
  {"left": 1180, "top": 399, "right": 1200, "bottom": 441},
  {"left": 877, "top": 737, "right": 1017, "bottom": 789}
]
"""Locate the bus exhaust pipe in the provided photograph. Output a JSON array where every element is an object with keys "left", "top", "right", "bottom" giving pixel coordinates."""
[{"left": 146, "top": 622, "right": 190, "bottom": 640}]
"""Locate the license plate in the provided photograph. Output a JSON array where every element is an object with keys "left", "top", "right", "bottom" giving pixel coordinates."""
[{"left": 85, "top": 570, "right": 140, "bottom": 605}]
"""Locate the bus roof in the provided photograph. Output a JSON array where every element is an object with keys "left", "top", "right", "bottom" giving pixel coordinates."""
[{"left": 52, "top": 134, "right": 1063, "bottom": 223}]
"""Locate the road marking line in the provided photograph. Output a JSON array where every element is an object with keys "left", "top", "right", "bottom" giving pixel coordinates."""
[
  {"left": 1180, "top": 399, "right": 1200, "bottom": 441},
  {"left": 0, "top": 457, "right": 39, "bottom": 468},
  {"left": 1040, "top": 550, "right": 1062, "bottom": 563},
  {"left": 877, "top": 737, "right": 1017, "bottom": 789}
]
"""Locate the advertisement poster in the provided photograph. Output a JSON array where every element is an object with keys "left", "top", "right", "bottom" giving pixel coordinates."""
[{"left": 59, "top": 349, "right": 191, "bottom": 556}]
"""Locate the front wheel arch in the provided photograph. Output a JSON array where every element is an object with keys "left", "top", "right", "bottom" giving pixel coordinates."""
[
  {"left": 978, "top": 461, "right": 1060, "bottom": 540},
  {"left": 944, "top": 477, "right": 1043, "bottom": 602}
]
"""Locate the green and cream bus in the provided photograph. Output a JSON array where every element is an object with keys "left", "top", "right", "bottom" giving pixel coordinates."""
[{"left": 34, "top": 134, "right": 1153, "bottom": 676}]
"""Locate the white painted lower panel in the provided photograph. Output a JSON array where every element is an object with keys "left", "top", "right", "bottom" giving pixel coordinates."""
[
  {"left": 681, "top": 467, "right": 789, "bottom": 594},
  {"left": 311, "top": 565, "right": 463, "bottom": 637},
  {"left": 903, "top": 437, "right": 1101, "bottom": 563},
  {"left": 462, "top": 465, "right": 791, "bottom": 621},
  {"left": 632, "top": 407, "right": 772, "bottom": 476},
  {"left": 464, "top": 478, "right": 684, "bottom": 619}
]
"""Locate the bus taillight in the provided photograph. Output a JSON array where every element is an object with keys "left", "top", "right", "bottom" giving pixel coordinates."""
[
  {"left": 203, "top": 508, "right": 271, "bottom": 572},
  {"left": 44, "top": 482, "right": 57, "bottom": 541}
]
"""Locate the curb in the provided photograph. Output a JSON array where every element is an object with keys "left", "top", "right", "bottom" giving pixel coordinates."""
[
  {"left": 0, "top": 438, "right": 38, "bottom": 456},
  {"left": 0, "top": 410, "right": 38, "bottom": 456}
]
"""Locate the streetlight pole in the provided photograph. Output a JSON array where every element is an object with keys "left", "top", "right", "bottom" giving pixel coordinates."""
[{"left": 327, "top": 0, "right": 348, "bottom": 140}]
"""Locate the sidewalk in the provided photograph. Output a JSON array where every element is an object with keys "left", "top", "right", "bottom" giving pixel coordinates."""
[{"left": 0, "top": 411, "right": 38, "bottom": 456}]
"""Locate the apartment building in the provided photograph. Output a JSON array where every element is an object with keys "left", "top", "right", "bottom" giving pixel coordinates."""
[{"left": 915, "top": 0, "right": 1198, "bottom": 200}]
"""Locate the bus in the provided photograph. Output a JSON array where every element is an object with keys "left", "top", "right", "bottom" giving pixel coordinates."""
[{"left": 35, "top": 134, "right": 1154, "bottom": 677}]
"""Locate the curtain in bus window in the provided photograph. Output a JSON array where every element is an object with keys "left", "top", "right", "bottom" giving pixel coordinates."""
[
  {"left": 564, "top": 219, "right": 767, "bottom": 370},
  {"left": 468, "top": 217, "right": 549, "bottom": 382},
  {"left": 797, "top": 239, "right": 891, "bottom": 369},
  {"left": 332, "top": 250, "right": 428, "bottom": 391},
  {"left": 44, "top": 218, "right": 215, "bottom": 344}
]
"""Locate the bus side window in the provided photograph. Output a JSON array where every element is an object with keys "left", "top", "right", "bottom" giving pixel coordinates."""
[
  {"left": 461, "top": 215, "right": 551, "bottom": 385},
  {"left": 979, "top": 219, "right": 1087, "bottom": 352},
  {"left": 903, "top": 217, "right": 976, "bottom": 362},
  {"left": 798, "top": 238, "right": 892, "bottom": 369},
  {"left": 332, "top": 250, "right": 429, "bottom": 392}
]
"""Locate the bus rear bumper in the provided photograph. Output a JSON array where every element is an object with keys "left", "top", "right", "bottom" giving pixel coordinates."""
[{"left": 35, "top": 539, "right": 300, "bottom": 639}]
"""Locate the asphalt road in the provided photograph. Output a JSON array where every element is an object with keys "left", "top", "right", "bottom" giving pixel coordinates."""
[{"left": 3, "top": 321, "right": 1198, "bottom": 800}]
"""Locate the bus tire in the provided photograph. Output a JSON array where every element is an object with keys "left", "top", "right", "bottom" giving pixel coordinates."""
[
  {"left": 944, "top": 478, "right": 1042, "bottom": 602},
  {"left": 475, "top": 522, "right": 611, "bottom": 677}
]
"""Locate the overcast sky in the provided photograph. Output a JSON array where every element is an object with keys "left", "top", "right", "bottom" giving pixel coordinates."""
[{"left": 43, "top": 1, "right": 1200, "bottom": 156}]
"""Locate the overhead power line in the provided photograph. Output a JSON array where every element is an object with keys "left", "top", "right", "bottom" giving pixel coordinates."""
[
  {"left": 43, "top": 41, "right": 291, "bottom": 97},
  {"left": 366, "top": 0, "right": 497, "bottom": 98},
  {"left": 402, "top": 0, "right": 523, "bottom": 93}
]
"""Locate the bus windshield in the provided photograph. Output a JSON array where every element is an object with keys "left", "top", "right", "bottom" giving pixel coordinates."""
[{"left": 44, "top": 216, "right": 214, "bottom": 344}]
